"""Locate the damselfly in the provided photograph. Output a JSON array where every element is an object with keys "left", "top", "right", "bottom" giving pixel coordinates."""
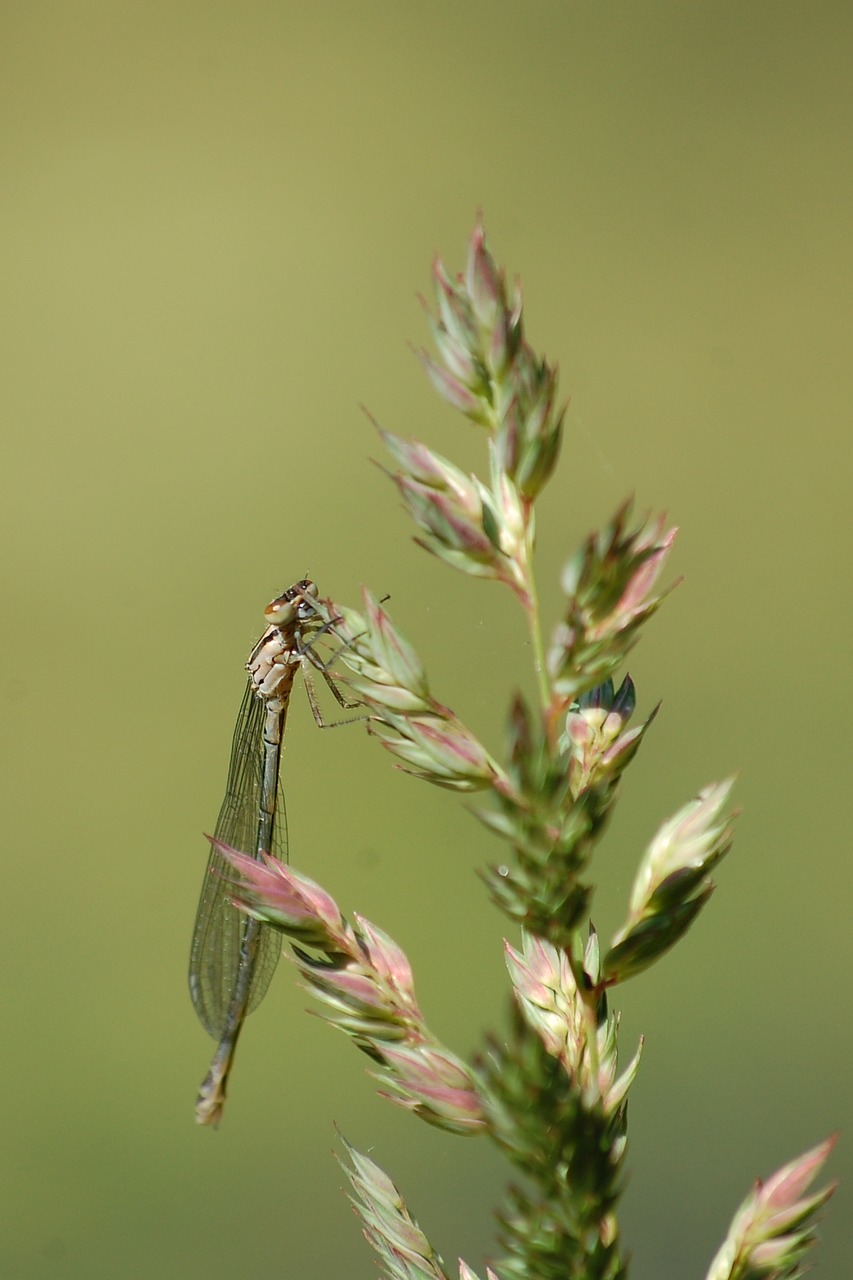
[{"left": 188, "top": 579, "right": 354, "bottom": 1126}]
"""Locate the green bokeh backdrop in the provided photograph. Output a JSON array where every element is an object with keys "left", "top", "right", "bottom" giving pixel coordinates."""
[{"left": 2, "top": 3, "right": 849, "bottom": 1277}]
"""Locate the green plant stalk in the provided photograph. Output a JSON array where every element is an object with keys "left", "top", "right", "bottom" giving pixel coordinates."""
[{"left": 521, "top": 548, "right": 550, "bottom": 719}]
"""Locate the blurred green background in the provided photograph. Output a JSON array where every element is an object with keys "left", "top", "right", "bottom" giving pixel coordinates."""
[{"left": 1, "top": 2, "right": 849, "bottom": 1276}]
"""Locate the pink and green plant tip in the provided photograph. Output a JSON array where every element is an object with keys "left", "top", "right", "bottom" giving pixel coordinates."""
[
  {"left": 705, "top": 1137, "right": 837, "bottom": 1280},
  {"left": 602, "top": 777, "right": 737, "bottom": 983}
]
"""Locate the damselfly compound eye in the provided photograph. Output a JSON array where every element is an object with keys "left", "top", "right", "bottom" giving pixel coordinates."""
[{"left": 264, "top": 595, "right": 295, "bottom": 626}]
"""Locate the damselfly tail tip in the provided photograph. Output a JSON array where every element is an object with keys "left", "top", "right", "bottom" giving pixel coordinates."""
[{"left": 195, "top": 1071, "right": 227, "bottom": 1128}]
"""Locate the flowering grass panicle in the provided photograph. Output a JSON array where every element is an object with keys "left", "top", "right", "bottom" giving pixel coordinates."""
[{"left": 219, "top": 222, "right": 835, "bottom": 1280}]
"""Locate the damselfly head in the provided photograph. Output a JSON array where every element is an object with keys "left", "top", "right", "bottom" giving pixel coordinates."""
[{"left": 264, "top": 579, "right": 320, "bottom": 627}]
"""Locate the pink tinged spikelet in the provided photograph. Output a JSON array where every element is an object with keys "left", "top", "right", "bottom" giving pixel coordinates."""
[
  {"left": 506, "top": 936, "right": 585, "bottom": 1064},
  {"left": 291, "top": 918, "right": 427, "bottom": 1044},
  {"left": 212, "top": 839, "right": 345, "bottom": 936},
  {"left": 466, "top": 222, "right": 503, "bottom": 333},
  {"left": 546, "top": 505, "right": 680, "bottom": 701},
  {"left": 595, "top": 519, "right": 677, "bottom": 640},
  {"left": 494, "top": 472, "right": 526, "bottom": 555},
  {"left": 559, "top": 505, "right": 677, "bottom": 634},
  {"left": 363, "top": 591, "right": 430, "bottom": 708},
  {"left": 314, "top": 1006, "right": 410, "bottom": 1043},
  {"left": 565, "top": 682, "right": 654, "bottom": 786},
  {"left": 600, "top": 723, "right": 646, "bottom": 769},
  {"left": 313, "top": 967, "right": 385, "bottom": 1011},
  {"left": 495, "top": 397, "right": 521, "bottom": 475},
  {"left": 388, "top": 469, "right": 513, "bottom": 585},
  {"left": 424, "top": 306, "right": 481, "bottom": 387},
  {"left": 334, "top": 590, "right": 433, "bottom": 715},
  {"left": 341, "top": 1138, "right": 450, "bottom": 1280},
  {"left": 377, "top": 1043, "right": 471, "bottom": 1099},
  {"left": 411, "top": 717, "right": 494, "bottom": 780},
  {"left": 505, "top": 933, "right": 578, "bottom": 1028},
  {"left": 408, "top": 483, "right": 497, "bottom": 562},
  {"left": 629, "top": 778, "right": 735, "bottom": 914},
  {"left": 705, "top": 1136, "right": 837, "bottom": 1280},
  {"left": 487, "top": 298, "right": 511, "bottom": 378},
  {"left": 433, "top": 254, "right": 479, "bottom": 352},
  {"left": 369, "top": 708, "right": 498, "bottom": 791},
  {"left": 507, "top": 934, "right": 642, "bottom": 1115},
  {"left": 375, "top": 1043, "right": 487, "bottom": 1134},
  {"left": 420, "top": 352, "right": 484, "bottom": 419},
  {"left": 758, "top": 1136, "right": 837, "bottom": 1217},
  {"left": 355, "top": 914, "right": 416, "bottom": 998},
  {"left": 602, "top": 780, "right": 736, "bottom": 984},
  {"left": 354, "top": 680, "right": 430, "bottom": 716},
  {"left": 379, "top": 429, "right": 481, "bottom": 517},
  {"left": 626, "top": 527, "right": 674, "bottom": 601}
]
